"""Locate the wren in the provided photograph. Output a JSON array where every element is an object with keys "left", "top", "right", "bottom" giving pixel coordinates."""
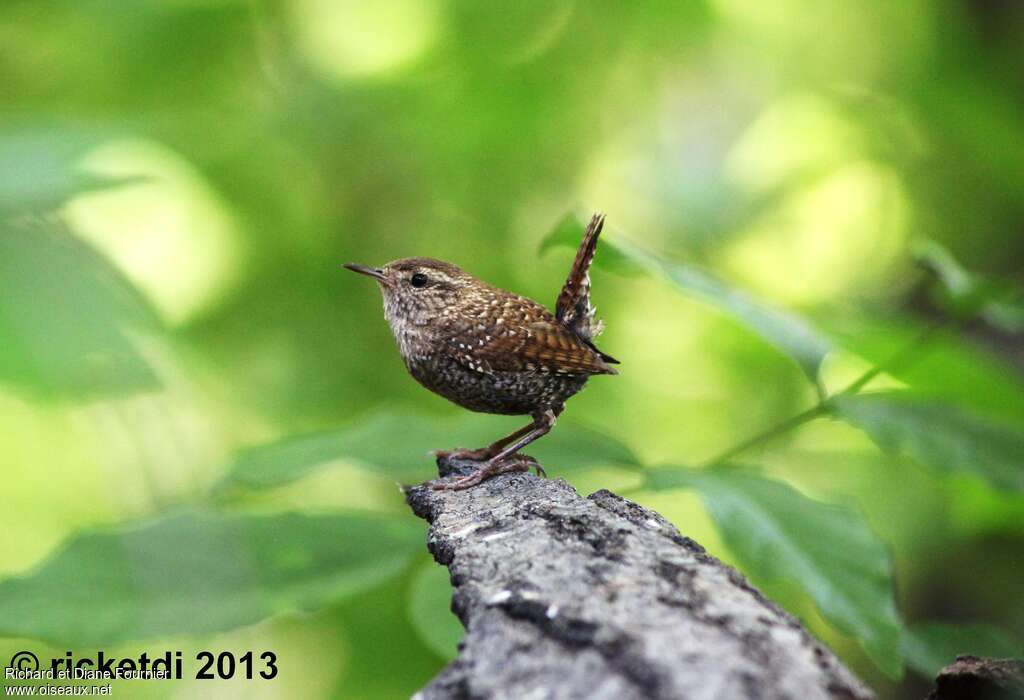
[{"left": 344, "top": 213, "right": 618, "bottom": 490}]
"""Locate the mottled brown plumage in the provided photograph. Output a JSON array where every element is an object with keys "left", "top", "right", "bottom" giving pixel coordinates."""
[{"left": 344, "top": 213, "right": 618, "bottom": 489}]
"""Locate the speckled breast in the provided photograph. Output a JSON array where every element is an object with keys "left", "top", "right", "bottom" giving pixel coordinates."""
[{"left": 406, "top": 353, "right": 588, "bottom": 416}]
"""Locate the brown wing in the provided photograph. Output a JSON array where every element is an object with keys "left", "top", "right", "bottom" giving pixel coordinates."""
[
  {"left": 445, "top": 296, "right": 616, "bottom": 377},
  {"left": 555, "top": 213, "right": 604, "bottom": 341}
]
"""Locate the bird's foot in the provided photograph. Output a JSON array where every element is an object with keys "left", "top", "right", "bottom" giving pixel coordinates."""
[
  {"left": 427, "top": 453, "right": 542, "bottom": 491},
  {"left": 432, "top": 446, "right": 496, "bottom": 462}
]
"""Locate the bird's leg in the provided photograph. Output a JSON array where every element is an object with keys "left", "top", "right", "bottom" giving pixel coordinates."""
[
  {"left": 433, "top": 421, "right": 536, "bottom": 462},
  {"left": 431, "top": 409, "right": 557, "bottom": 491}
]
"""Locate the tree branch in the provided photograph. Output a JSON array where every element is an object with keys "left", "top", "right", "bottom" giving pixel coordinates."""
[
  {"left": 927, "top": 656, "right": 1024, "bottom": 700},
  {"left": 406, "top": 458, "right": 874, "bottom": 700}
]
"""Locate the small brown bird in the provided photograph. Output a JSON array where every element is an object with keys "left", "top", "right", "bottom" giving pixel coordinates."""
[{"left": 344, "top": 213, "right": 618, "bottom": 490}]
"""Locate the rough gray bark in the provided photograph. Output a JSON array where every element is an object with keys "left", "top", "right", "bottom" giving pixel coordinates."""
[{"left": 405, "top": 458, "right": 874, "bottom": 700}]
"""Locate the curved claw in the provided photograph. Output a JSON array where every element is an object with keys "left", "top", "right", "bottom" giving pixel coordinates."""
[{"left": 510, "top": 453, "right": 545, "bottom": 478}]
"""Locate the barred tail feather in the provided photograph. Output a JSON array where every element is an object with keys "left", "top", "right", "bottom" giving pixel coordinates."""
[{"left": 555, "top": 212, "right": 605, "bottom": 341}]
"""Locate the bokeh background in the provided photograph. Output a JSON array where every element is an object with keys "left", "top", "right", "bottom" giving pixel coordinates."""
[{"left": 1, "top": 1, "right": 1023, "bottom": 698}]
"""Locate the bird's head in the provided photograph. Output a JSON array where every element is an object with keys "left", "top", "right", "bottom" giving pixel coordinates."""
[{"left": 344, "top": 257, "right": 475, "bottom": 325}]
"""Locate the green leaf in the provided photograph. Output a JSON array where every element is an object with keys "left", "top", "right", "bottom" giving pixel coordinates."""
[
  {"left": 334, "top": 570, "right": 451, "bottom": 700},
  {"left": 0, "top": 125, "right": 139, "bottom": 215},
  {"left": 0, "top": 510, "right": 422, "bottom": 646},
  {"left": 408, "top": 561, "right": 463, "bottom": 660},
  {"left": 903, "top": 622, "right": 1023, "bottom": 678},
  {"left": 818, "top": 315, "right": 1024, "bottom": 424},
  {"left": 541, "top": 212, "right": 832, "bottom": 381},
  {"left": 914, "top": 239, "right": 1024, "bottom": 332},
  {"left": 530, "top": 418, "right": 641, "bottom": 473},
  {"left": 0, "top": 215, "right": 163, "bottom": 399},
  {"left": 647, "top": 467, "right": 904, "bottom": 678},
  {"left": 221, "top": 408, "right": 640, "bottom": 489},
  {"left": 833, "top": 391, "right": 1024, "bottom": 492}
]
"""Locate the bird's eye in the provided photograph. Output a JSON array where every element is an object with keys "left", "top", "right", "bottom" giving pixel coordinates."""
[{"left": 410, "top": 272, "right": 428, "bottom": 288}]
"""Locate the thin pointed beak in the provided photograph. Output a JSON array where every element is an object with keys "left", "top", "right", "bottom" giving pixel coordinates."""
[{"left": 343, "top": 263, "right": 387, "bottom": 282}]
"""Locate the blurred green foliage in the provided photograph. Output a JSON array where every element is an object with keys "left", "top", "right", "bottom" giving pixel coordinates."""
[
  {"left": 0, "top": 511, "right": 421, "bottom": 646},
  {"left": 1, "top": 1, "right": 1023, "bottom": 698},
  {"left": 220, "top": 407, "right": 639, "bottom": 489},
  {"left": 648, "top": 467, "right": 903, "bottom": 676}
]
